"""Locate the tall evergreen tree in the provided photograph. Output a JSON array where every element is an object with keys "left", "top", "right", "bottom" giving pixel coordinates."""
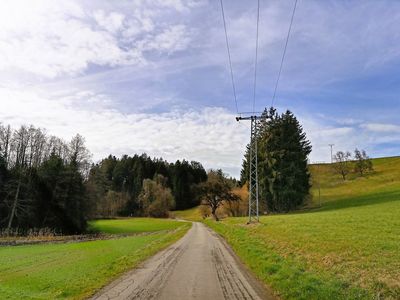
[
  {"left": 241, "top": 108, "right": 312, "bottom": 213},
  {"left": 36, "top": 154, "right": 87, "bottom": 233}
]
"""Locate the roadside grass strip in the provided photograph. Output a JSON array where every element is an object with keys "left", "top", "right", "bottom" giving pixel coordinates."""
[{"left": 0, "top": 219, "right": 190, "bottom": 300}]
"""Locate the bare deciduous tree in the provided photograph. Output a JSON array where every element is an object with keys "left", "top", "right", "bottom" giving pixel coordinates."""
[
  {"left": 0, "top": 124, "right": 12, "bottom": 167},
  {"left": 354, "top": 148, "right": 373, "bottom": 176},
  {"left": 69, "top": 134, "right": 92, "bottom": 178},
  {"left": 333, "top": 151, "right": 352, "bottom": 180}
]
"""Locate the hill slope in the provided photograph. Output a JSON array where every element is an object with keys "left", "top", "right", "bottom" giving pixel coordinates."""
[
  {"left": 201, "top": 156, "right": 400, "bottom": 299},
  {"left": 309, "top": 156, "right": 400, "bottom": 209}
]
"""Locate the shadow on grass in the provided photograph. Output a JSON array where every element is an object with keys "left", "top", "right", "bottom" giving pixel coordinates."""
[{"left": 314, "top": 189, "right": 400, "bottom": 213}]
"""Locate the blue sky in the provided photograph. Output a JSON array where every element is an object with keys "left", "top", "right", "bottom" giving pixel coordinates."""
[{"left": 0, "top": 0, "right": 400, "bottom": 177}]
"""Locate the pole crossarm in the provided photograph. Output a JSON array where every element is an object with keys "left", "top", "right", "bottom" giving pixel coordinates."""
[{"left": 235, "top": 112, "right": 266, "bottom": 122}]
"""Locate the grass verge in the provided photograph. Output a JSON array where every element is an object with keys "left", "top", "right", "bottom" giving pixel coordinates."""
[{"left": 0, "top": 219, "right": 190, "bottom": 300}]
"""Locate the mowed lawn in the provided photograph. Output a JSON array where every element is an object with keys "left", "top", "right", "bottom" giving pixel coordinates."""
[
  {"left": 0, "top": 218, "right": 190, "bottom": 300},
  {"left": 205, "top": 156, "right": 400, "bottom": 299}
]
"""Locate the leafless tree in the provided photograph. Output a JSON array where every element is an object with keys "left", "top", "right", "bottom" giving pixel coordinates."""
[
  {"left": 6, "top": 126, "right": 32, "bottom": 230},
  {"left": 333, "top": 151, "right": 352, "bottom": 180},
  {"left": 0, "top": 124, "right": 12, "bottom": 167},
  {"left": 69, "top": 134, "right": 92, "bottom": 177},
  {"left": 354, "top": 148, "right": 373, "bottom": 176}
]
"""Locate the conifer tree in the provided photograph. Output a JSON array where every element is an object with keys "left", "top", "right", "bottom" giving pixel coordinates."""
[{"left": 241, "top": 107, "right": 312, "bottom": 212}]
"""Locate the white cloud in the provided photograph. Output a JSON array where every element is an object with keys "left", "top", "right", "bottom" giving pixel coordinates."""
[
  {"left": 302, "top": 119, "right": 356, "bottom": 162},
  {"left": 93, "top": 10, "right": 125, "bottom": 33},
  {"left": 0, "top": 1, "right": 141, "bottom": 78},
  {"left": 360, "top": 123, "right": 400, "bottom": 133},
  {"left": 0, "top": 0, "right": 194, "bottom": 80},
  {"left": 142, "top": 25, "right": 191, "bottom": 54}
]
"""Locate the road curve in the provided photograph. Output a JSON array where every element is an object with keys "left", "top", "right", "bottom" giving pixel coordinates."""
[{"left": 91, "top": 222, "right": 275, "bottom": 300}]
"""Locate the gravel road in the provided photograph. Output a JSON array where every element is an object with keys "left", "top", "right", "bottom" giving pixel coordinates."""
[{"left": 91, "top": 222, "right": 275, "bottom": 300}]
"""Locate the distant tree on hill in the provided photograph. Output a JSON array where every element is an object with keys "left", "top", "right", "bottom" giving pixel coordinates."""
[
  {"left": 333, "top": 151, "right": 352, "bottom": 180},
  {"left": 195, "top": 170, "right": 239, "bottom": 221},
  {"left": 354, "top": 149, "right": 373, "bottom": 176}
]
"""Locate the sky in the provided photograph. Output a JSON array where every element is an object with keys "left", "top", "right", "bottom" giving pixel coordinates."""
[{"left": 1, "top": 0, "right": 400, "bottom": 178}]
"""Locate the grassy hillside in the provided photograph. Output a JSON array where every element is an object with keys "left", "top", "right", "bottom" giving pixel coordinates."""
[
  {"left": 202, "top": 156, "right": 400, "bottom": 299},
  {"left": 0, "top": 218, "right": 190, "bottom": 300},
  {"left": 309, "top": 156, "right": 400, "bottom": 209}
]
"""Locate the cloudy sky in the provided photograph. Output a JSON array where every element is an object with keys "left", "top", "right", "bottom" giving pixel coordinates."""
[{"left": 1, "top": 0, "right": 400, "bottom": 177}]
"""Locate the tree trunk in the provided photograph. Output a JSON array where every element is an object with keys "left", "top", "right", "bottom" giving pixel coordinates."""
[
  {"left": 7, "top": 178, "right": 21, "bottom": 231},
  {"left": 211, "top": 206, "right": 219, "bottom": 221}
]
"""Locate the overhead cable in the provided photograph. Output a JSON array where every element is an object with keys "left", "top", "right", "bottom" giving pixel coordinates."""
[
  {"left": 252, "top": 0, "right": 260, "bottom": 113},
  {"left": 219, "top": 0, "right": 239, "bottom": 113},
  {"left": 271, "top": 0, "right": 298, "bottom": 107}
]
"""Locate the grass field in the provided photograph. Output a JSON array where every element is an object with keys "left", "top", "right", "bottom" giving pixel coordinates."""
[
  {"left": 88, "top": 217, "right": 184, "bottom": 234},
  {"left": 171, "top": 206, "right": 204, "bottom": 222},
  {"left": 201, "top": 156, "right": 400, "bottom": 299},
  {"left": 0, "top": 218, "right": 190, "bottom": 300}
]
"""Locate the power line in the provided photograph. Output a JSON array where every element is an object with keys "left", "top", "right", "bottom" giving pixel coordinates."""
[
  {"left": 271, "top": 0, "right": 298, "bottom": 107},
  {"left": 252, "top": 0, "right": 260, "bottom": 113},
  {"left": 219, "top": 0, "right": 239, "bottom": 114}
]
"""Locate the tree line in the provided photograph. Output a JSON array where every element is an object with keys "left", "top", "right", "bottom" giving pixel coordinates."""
[
  {"left": 0, "top": 123, "right": 207, "bottom": 233},
  {"left": 87, "top": 154, "right": 207, "bottom": 218},
  {"left": 0, "top": 124, "right": 90, "bottom": 234}
]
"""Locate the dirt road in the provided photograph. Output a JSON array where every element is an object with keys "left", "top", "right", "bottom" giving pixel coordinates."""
[{"left": 91, "top": 222, "right": 274, "bottom": 300}]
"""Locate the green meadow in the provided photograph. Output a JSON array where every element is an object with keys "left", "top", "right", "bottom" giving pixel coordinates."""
[
  {"left": 0, "top": 218, "right": 190, "bottom": 300},
  {"left": 171, "top": 206, "right": 204, "bottom": 222},
  {"left": 203, "top": 156, "right": 400, "bottom": 299},
  {"left": 88, "top": 217, "right": 185, "bottom": 234}
]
